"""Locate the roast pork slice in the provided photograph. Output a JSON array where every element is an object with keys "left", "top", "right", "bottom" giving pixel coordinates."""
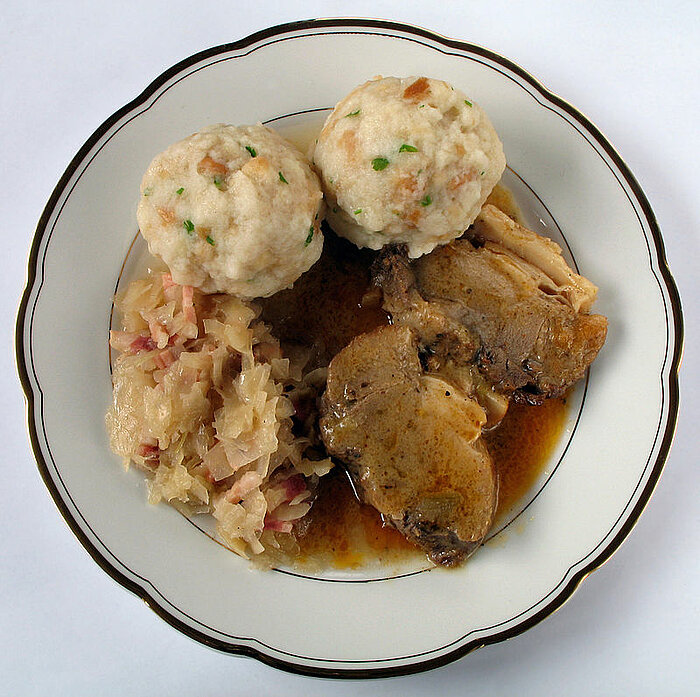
[
  {"left": 374, "top": 207, "right": 608, "bottom": 404},
  {"left": 320, "top": 324, "right": 497, "bottom": 566},
  {"left": 472, "top": 205, "right": 599, "bottom": 313}
]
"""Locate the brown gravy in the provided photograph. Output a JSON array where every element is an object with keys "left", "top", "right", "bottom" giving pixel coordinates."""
[
  {"left": 260, "top": 232, "right": 388, "bottom": 370},
  {"left": 485, "top": 183, "right": 524, "bottom": 225},
  {"left": 486, "top": 396, "right": 569, "bottom": 518},
  {"left": 295, "top": 469, "right": 416, "bottom": 569}
]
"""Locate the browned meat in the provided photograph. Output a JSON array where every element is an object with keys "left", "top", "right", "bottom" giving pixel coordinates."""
[
  {"left": 374, "top": 206, "right": 608, "bottom": 404},
  {"left": 319, "top": 324, "right": 497, "bottom": 566}
]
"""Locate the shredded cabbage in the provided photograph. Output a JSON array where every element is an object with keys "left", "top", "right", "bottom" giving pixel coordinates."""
[{"left": 106, "top": 271, "right": 332, "bottom": 560}]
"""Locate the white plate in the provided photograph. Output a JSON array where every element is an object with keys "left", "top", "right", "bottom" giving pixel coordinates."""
[{"left": 17, "top": 19, "right": 682, "bottom": 677}]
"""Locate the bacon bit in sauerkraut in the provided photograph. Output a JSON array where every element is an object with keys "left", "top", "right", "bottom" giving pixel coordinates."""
[
  {"left": 264, "top": 517, "right": 294, "bottom": 534},
  {"left": 106, "top": 270, "right": 333, "bottom": 561}
]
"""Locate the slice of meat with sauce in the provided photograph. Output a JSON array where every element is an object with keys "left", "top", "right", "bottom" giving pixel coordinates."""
[
  {"left": 373, "top": 205, "right": 608, "bottom": 404},
  {"left": 319, "top": 324, "right": 497, "bottom": 566}
]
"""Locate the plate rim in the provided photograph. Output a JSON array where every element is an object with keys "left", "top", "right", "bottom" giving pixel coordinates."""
[{"left": 15, "top": 17, "right": 684, "bottom": 679}]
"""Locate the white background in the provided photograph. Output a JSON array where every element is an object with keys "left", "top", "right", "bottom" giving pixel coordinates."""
[{"left": 3, "top": 1, "right": 698, "bottom": 694}]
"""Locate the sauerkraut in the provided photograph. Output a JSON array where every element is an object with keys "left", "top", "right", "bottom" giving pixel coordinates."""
[{"left": 106, "top": 269, "right": 332, "bottom": 560}]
